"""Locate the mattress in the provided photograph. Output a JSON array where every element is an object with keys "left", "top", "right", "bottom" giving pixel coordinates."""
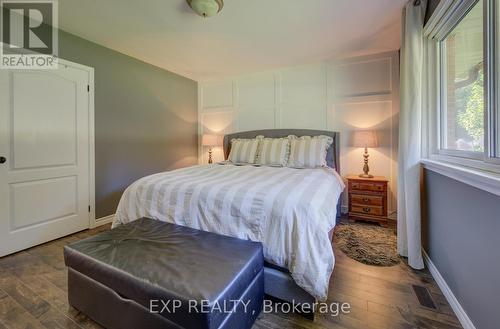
[{"left": 113, "top": 164, "right": 345, "bottom": 301}]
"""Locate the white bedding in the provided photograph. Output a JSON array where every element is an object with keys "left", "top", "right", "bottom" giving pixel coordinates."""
[{"left": 113, "top": 164, "right": 345, "bottom": 301}]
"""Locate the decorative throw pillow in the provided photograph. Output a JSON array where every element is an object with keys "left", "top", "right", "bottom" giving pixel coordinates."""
[
  {"left": 228, "top": 138, "right": 260, "bottom": 164},
  {"left": 287, "top": 135, "right": 333, "bottom": 168},
  {"left": 256, "top": 137, "right": 290, "bottom": 166}
]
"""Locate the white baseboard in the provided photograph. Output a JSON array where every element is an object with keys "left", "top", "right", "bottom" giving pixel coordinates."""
[
  {"left": 90, "top": 214, "right": 115, "bottom": 228},
  {"left": 422, "top": 250, "right": 476, "bottom": 329}
]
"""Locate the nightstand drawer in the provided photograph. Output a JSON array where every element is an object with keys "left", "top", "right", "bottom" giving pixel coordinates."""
[
  {"left": 350, "top": 181, "right": 386, "bottom": 192},
  {"left": 351, "top": 205, "right": 383, "bottom": 216},
  {"left": 351, "top": 194, "right": 383, "bottom": 206}
]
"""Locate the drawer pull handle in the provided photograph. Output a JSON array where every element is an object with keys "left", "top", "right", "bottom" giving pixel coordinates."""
[
  {"left": 363, "top": 207, "right": 371, "bottom": 213},
  {"left": 362, "top": 197, "right": 370, "bottom": 203}
]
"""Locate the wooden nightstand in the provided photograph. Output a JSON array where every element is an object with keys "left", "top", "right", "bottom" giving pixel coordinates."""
[{"left": 346, "top": 175, "right": 388, "bottom": 227}]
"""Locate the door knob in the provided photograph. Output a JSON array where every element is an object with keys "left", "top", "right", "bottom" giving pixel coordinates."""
[{"left": 0, "top": 156, "right": 6, "bottom": 164}]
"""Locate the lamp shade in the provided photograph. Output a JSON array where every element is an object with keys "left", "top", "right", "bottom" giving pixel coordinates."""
[
  {"left": 352, "top": 130, "right": 378, "bottom": 148},
  {"left": 201, "top": 134, "right": 221, "bottom": 146}
]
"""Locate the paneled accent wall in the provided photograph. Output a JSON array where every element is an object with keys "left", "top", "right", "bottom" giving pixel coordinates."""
[{"left": 198, "top": 51, "right": 399, "bottom": 214}]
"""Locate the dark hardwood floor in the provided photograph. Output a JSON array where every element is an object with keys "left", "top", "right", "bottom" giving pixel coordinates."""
[{"left": 0, "top": 223, "right": 462, "bottom": 329}]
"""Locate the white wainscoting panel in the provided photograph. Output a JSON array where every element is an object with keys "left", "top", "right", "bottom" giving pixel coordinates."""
[
  {"left": 238, "top": 73, "right": 276, "bottom": 131},
  {"left": 279, "top": 64, "right": 327, "bottom": 129},
  {"left": 334, "top": 57, "right": 392, "bottom": 98}
]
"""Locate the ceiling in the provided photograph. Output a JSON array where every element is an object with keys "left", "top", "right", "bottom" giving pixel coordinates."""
[{"left": 59, "top": 0, "right": 406, "bottom": 81}]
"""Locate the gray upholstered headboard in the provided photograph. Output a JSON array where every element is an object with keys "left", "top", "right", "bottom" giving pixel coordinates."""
[{"left": 223, "top": 129, "right": 340, "bottom": 172}]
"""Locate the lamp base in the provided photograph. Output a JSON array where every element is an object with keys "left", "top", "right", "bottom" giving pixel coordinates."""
[
  {"left": 208, "top": 148, "right": 213, "bottom": 164},
  {"left": 359, "top": 147, "right": 373, "bottom": 178}
]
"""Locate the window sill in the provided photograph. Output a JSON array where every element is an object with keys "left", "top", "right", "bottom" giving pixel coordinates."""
[{"left": 421, "top": 159, "right": 500, "bottom": 197}]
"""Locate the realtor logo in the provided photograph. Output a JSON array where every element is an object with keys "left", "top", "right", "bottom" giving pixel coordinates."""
[{"left": 1, "top": 0, "right": 58, "bottom": 69}]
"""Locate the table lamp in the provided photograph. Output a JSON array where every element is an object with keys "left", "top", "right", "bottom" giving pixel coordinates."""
[
  {"left": 201, "top": 134, "right": 221, "bottom": 164},
  {"left": 352, "top": 130, "right": 378, "bottom": 178}
]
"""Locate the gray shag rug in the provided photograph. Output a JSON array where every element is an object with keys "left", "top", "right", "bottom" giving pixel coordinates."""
[{"left": 334, "top": 222, "right": 400, "bottom": 266}]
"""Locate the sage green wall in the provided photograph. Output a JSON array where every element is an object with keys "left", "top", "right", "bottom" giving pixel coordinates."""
[{"left": 58, "top": 30, "right": 198, "bottom": 218}]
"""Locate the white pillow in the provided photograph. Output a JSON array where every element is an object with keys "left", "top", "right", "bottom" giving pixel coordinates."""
[
  {"left": 257, "top": 137, "right": 290, "bottom": 166},
  {"left": 287, "top": 135, "right": 333, "bottom": 168},
  {"left": 228, "top": 138, "right": 260, "bottom": 164}
]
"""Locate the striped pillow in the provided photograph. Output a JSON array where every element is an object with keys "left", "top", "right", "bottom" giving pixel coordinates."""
[
  {"left": 257, "top": 137, "right": 290, "bottom": 166},
  {"left": 287, "top": 135, "right": 333, "bottom": 168},
  {"left": 228, "top": 138, "right": 259, "bottom": 164}
]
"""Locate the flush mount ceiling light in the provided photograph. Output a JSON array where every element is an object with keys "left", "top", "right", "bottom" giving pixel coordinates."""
[{"left": 186, "top": 0, "right": 223, "bottom": 17}]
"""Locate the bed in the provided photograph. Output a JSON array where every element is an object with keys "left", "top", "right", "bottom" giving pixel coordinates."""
[{"left": 113, "top": 129, "right": 344, "bottom": 307}]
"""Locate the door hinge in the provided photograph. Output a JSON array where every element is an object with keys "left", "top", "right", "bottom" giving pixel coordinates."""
[
  {"left": 87, "top": 85, "right": 90, "bottom": 92},
  {"left": 88, "top": 205, "right": 91, "bottom": 212}
]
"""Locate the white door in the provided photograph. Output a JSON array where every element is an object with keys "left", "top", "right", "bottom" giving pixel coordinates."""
[{"left": 0, "top": 63, "right": 92, "bottom": 257}]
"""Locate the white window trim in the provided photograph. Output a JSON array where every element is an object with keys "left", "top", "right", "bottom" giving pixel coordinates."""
[
  {"left": 421, "top": 158, "right": 500, "bottom": 197},
  {"left": 428, "top": 152, "right": 500, "bottom": 173},
  {"left": 422, "top": 0, "right": 500, "bottom": 192}
]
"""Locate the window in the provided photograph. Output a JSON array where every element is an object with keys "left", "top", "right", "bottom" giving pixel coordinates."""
[
  {"left": 428, "top": 0, "right": 500, "bottom": 170},
  {"left": 495, "top": 0, "right": 500, "bottom": 158},
  {"left": 441, "top": 1, "right": 484, "bottom": 154}
]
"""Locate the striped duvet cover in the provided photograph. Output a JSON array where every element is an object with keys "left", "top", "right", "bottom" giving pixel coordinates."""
[{"left": 113, "top": 164, "right": 345, "bottom": 301}]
